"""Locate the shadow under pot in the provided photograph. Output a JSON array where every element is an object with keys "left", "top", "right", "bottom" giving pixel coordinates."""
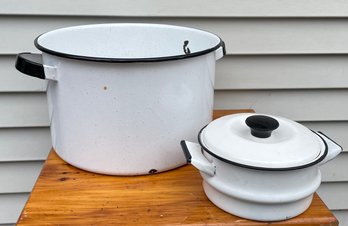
[{"left": 181, "top": 113, "right": 342, "bottom": 222}]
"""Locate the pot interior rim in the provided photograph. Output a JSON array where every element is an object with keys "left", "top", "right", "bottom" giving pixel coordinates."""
[{"left": 35, "top": 23, "right": 225, "bottom": 63}]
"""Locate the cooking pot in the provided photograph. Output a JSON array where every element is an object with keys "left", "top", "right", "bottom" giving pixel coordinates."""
[
  {"left": 181, "top": 113, "right": 342, "bottom": 221},
  {"left": 15, "top": 23, "right": 225, "bottom": 175}
]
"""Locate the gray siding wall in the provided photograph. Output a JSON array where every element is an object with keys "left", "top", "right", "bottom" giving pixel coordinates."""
[{"left": 1, "top": 0, "right": 347, "bottom": 224}]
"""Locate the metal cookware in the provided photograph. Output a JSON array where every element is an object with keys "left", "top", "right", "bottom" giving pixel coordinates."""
[
  {"left": 15, "top": 23, "right": 225, "bottom": 175},
  {"left": 181, "top": 113, "right": 342, "bottom": 221}
]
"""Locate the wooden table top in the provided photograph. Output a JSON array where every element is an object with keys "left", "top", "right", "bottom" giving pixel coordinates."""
[{"left": 17, "top": 110, "right": 338, "bottom": 226}]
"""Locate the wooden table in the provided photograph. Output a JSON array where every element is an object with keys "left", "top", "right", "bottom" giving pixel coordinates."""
[{"left": 17, "top": 110, "right": 338, "bottom": 226}]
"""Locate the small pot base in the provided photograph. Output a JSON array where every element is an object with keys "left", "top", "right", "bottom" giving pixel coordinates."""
[{"left": 203, "top": 181, "right": 313, "bottom": 221}]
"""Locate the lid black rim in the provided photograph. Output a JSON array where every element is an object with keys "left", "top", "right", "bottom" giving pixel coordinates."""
[
  {"left": 34, "top": 27, "right": 225, "bottom": 63},
  {"left": 197, "top": 126, "right": 328, "bottom": 171}
]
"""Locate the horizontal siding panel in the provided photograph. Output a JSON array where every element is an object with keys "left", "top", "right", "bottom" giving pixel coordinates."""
[
  {"left": 3, "top": 17, "right": 348, "bottom": 55},
  {"left": 214, "top": 89, "right": 348, "bottom": 121},
  {"left": 2, "top": 91, "right": 346, "bottom": 127},
  {"left": 318, "top": 182, "right": 348, "bottom": 210},
  {"left": 333, "top": 210, "right": 348, "bottom": 226},
  {"left": 0, "top": 93, "right": 48, "bottom": 127},
  {"left": 0, "top": 56, "right": 47, "bottom": 92},
  {"left": 4, "top": 54, "right": 348, "bottom": 91},
  {"left": 2, "top": 0, "right": 348, "bottom": 17},
  {"left": 0, "top": 193, "right": 29, "bottom": 224},
  {"left": 301, "top": 121, "right": 348, "bottom": 153},
  {"left": 0, "top": 128, "right": 51, "bottom": 161},
  {"left": 321, "top": 153, "right": 348, "bottom": 182},
  {"left": 0, "top": 162, "right": 43, "bottom": 193},
  {"left": 216, "top": 55, "right": 348, "bottom": 90}
]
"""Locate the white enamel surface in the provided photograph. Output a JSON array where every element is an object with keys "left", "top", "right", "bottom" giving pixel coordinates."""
[
  {"left": 44, "top": 51, "right": 216, "bottom": 175},
  {"left": 37, "top": 23, "right": 221, "bottom": 59},
  {"left": 214, "top": 46, "right": 225, "bottom": 60},
  {"left": 199, "top": 151, "right": 321, "bottom": 221},
  {"left": 201, "top": 155, "right": 321, "bottom": 202},
  {"left": 184, "top": 125, "right": 342, "bottom": 221},
  {"left": 183, "top": 141, "right": 215, "bottom": 176},
  {"left": 43, "top": 65, "right": 57, "bottom": 81},
  {"left": 203, "top": 182, "right": 313, "bottom": 221},
  {"left": 201, "top": 113, "right": 325, "bottom": 168},
  {"left": 317, "top": 132, "right": 343, "bottom": 165}
]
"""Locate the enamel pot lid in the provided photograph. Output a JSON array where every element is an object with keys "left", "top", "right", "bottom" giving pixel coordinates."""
[{"left": 198, "top": 113, "right": 328, "bottom": 170}]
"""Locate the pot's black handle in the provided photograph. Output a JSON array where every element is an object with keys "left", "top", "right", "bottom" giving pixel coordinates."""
[
  {"left": 220, "top": 40, "right": 226, "bottom": 56},
  {"left": 180, "top": 140, "right": 192, "bottom": 163},
  {"left": 180, "top": 140, "right": 216, "bottom": 176},
  {"left": 15, "top": 53, "right": 46, "bottom": 79},
  {"left": 245, "top": 115, "right": 279, "bottom": 138}
]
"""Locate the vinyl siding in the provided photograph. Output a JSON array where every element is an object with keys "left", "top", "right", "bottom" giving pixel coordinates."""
[
  {"left": 0, "top": 162, "right": 43, "bottom": 193},
  {"left": 3, "top": 17, "right": 348, "bottom": 55},
  {"left": 1, "top": 0, "right": 348, "bottom": 17},
  {"left": 0, "top": 56, "right": 47, "bottom": 92},
  {"left": 215, "top": 90, "right": 348, "bottom": 121},
  {"left": 318, "top": 183, "right": 348, "bottom": 210},
  {"left": 216, "top": 55, "right": 348, "bottom": 90},
  {"left": 0, "top": 93, "right": 48, "bottom": 128},
  {"left": 0, "top": 194, "right": 29, "bottom": 224},
  {"left": 0, "top": 128, "right": 51, "bottom": 161},
  {"left": 1, "top": 0, "right": 347, "bottom": 224},
  {"left": 333, "top": 210, "right": 348, "bottom": 226}
]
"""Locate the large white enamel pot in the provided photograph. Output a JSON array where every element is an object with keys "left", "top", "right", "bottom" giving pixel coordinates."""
[
  {"left": 181, "top": 113, "right": 342, "bottom": 221},
  {"left": 15, "top": 23, "right": 225, "bottom": 175}
]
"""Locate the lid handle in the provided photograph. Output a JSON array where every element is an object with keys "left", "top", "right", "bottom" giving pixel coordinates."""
[{"left": 245, "top": 115, "right": 279, "bottom": 138}]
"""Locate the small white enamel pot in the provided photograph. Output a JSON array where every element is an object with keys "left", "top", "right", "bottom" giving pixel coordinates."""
[{"left": 181, "top": 113, "right": 342, "bottom": 221}]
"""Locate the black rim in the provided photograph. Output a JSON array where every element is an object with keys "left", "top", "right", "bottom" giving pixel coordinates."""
[
  {"left": 197, "top": 126, "right": 328, "bottom": 171},
  {"left": 34, "top": 30, "right": 225, "bottom": 63}
]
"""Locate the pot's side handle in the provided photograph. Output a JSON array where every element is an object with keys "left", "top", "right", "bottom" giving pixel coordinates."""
[
  {"left": 317, "top": 131, "right": 343, "bottom": 165},
  {"left": 180, "top": 140, "right": 216, "bottom": 176},
  {"left": 15, "top": 53, "right": 57, "bottom": 81},
  {"left": 215, "top": 41, "right": 226, "bottom": 61}
]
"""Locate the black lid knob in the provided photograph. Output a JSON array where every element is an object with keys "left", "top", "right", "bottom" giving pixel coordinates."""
[{"left": 245, "top": 115, "right": 279, "bottom": 138}]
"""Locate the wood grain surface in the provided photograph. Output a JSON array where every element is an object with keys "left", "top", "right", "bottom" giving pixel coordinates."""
[{"left": 17, "top": 110, "right": 338, "bottom": 226}]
